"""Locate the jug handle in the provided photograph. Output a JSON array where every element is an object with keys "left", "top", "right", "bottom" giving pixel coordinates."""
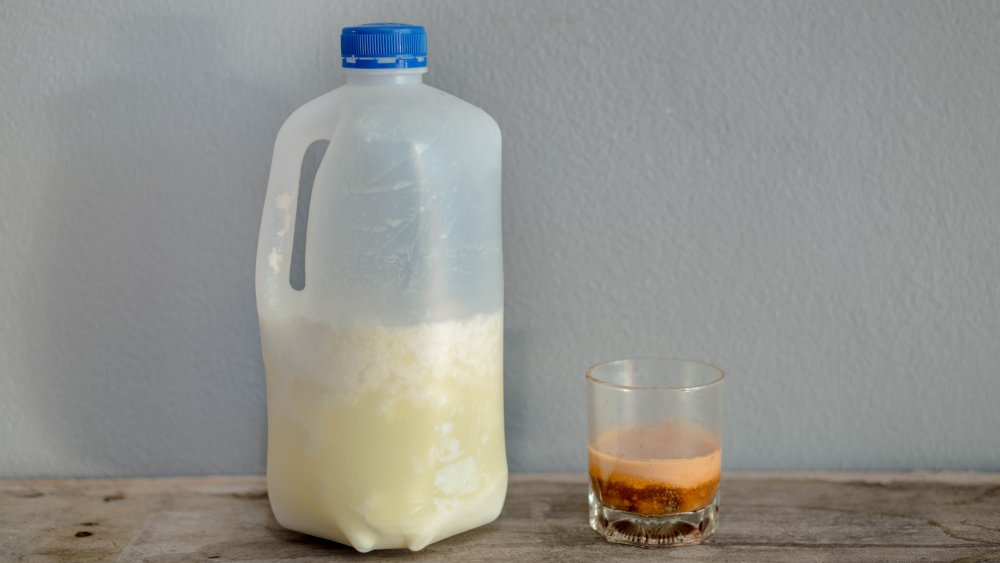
[{"left": 255, "top": 92, "right": 336, "bottom": 316}]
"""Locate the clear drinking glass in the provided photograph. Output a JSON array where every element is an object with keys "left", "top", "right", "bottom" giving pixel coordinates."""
[{"left": 587, "top": 358, "right": 724, "bottom": 547}]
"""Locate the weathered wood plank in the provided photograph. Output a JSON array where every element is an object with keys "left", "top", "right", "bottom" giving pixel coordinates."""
[{"left": 2, "top": 473, "right": 999, "bottom": 562}]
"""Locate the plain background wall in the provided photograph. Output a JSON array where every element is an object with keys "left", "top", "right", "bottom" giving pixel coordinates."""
[{"left": 2, "top": 0, "right": 999, "bottom": 478}]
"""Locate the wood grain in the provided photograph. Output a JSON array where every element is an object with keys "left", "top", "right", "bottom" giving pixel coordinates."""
[{"left": 2, "top": 473, "right": 999, "bottom": 562}]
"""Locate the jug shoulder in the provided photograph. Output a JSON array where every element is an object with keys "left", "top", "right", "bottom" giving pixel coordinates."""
[
  {"left": 420, "top": 84, "right": 501, "bottom": 138},
  {"left": 275, "top": 88, "right": 348, "bottom": 143},
  {"left": 337, "top": 84, "right": 500, "bottom": 144}
]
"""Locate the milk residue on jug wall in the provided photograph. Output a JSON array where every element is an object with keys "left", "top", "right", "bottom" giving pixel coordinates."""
[{"left": 260, "top": 310, "right": 506, "bottom": 552}]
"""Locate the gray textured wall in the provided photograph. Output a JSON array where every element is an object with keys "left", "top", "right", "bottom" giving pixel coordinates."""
[{"left": 2, "top": 0, "right": 999, "bottom": 478}]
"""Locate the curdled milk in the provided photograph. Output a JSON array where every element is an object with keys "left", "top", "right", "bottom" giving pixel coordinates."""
[{"left": 260, "top": 311, "right": 507, "bottom": 552}]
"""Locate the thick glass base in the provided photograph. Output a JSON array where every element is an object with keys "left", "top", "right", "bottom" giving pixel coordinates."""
[{"left": 589, "top": 485, "right": 719, "bottom": 547}]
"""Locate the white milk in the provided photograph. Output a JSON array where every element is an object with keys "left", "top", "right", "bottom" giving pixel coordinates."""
[{"left": 261, "top": 311, "right": 506, "bottom": 552}]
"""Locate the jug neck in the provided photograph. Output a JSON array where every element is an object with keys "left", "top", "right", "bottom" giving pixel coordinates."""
[{"left": 343, "top": 68, "right": 425, "bottom": 86}]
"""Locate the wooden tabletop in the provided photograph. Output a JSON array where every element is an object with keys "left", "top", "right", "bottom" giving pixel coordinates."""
[{"left": 2, "top": 472, "right": 999, "bottom": 562}]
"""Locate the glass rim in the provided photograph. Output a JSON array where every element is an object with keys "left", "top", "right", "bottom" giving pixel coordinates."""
[{"left": 585, "top": 357, "right": 726, "bottom": 392}]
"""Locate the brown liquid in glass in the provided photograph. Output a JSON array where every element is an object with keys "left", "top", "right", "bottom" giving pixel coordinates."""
[{"left": 589, "top": 424, "right": 721, "bottom": 516}]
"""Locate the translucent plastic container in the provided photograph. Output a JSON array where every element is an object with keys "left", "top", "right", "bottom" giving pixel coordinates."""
[{"left": 255, "top": 23, "right": 505, "bottom": 552}]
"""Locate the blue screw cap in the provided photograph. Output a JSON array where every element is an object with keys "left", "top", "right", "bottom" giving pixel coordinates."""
[{"left": 341, "top": 23, "right": 427, "bottom": 69}]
